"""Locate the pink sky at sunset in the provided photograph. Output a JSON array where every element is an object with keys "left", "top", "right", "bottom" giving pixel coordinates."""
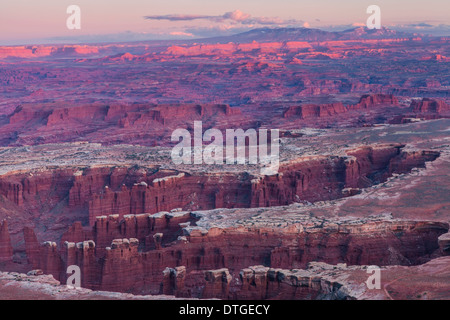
[{"left": 0, "top": 0, "right": 448, "bottom": 45}]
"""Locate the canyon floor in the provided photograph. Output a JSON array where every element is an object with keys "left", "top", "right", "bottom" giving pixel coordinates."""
[{"left": 0, "top": 27, "right": 449, "bottom": 300}]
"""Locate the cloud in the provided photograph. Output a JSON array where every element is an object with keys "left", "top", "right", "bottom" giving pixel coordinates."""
[
  {"left": 169, "top": 31, "right": 194, "bottom": 37},
  {"left": 223, "top": 10, "right": 251, "bottom": 22},
  {"left": 145, "top": 10, "right": 302, "bottom": 26},
  {"left": 144, "top": 10, "right": 309, "bottom": 39},
  {"left": 144, "top": 14, "right": 216, "bottom": 22}
]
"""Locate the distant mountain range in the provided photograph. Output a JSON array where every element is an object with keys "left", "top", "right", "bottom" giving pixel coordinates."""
[{"left": 199, "top": 26, "right": 424, "bottom": 44}]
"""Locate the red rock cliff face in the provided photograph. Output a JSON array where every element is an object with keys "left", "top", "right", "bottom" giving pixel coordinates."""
[
  {"left": 251, "top": 156, "right": 348, "bottom": 207},
  {"left": 8, "top": 106, "right": 52, "bottom": 125},
  {"left": 28, "top": 217, "right": 448, "bottom": 295},
  {"left": 388, "top": 150, "right": 441, "bottom": 174},
  {"left": 3, "top": 103, "right": 245, "bottom": 147},
  {"left": 0, "top": 220, "right": 13, "bottom": 263},
  {"left": 86, "top": 172, "right": 253, "bottom": 226},
  {"left": 105, "top": 104, "right": 241, "bottom": 127},
  {"left": 354, "top": 94, "right": 399, "bottom": 109},
  {"left": 234, "top": 265, "right": 354, "bottom": 300},
  {"left": 46, "top": 105, "right": 109, "bottom": 127},
  {"left": 0, "top": 145, "right": 440, "bottom": 241},
  {"left": 152, "top": 104, "right": 240, "bottom": 125},
  {"left": 251, "top": 144, "right": 438, "bottom": 206},
  {"left": 410, "top": 98, "right": 449, "bottom": 114},
  {"left": 345, "top": 145, "right": 403, "bottom": 187},
  {"left": 0, "top": 45, "right": 100, "bottom": 59},
  {"left": 164, "top": 264, "right": 358, "bottom": 300},
  {"left": 86, "top": 145, "right": 436, "bottom": 223},
  {"left": 283, "top": 94, "right": 399, "bottom": 119},
  {"left": 23, "top": 227, "right": 40, "bottom": 267},
  {"left": 0, "top": 169, "right": 76, "bottom": 209},
  {"left": 60, "top": 210, "right": 193, "bottom": 251},
  {"left": 283, "top": 103, "right": 346, "bottom": 119}
]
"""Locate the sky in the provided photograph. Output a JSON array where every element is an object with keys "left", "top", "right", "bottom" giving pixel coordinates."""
[{"left": 0, "top": 0, "right": 449, "bottom": 45}]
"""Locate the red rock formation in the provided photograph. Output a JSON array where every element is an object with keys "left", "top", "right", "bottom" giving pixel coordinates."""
[
  {"left": 410, "top": 98, "right": 449, "bottom": 114},
  {"left": 8, "top": 106, "right": 52, "bottom": 126},
  {"left": 62, "top": 240, "right": 100, "bottom": 288},
  {"left": 202, "top": 268, "right": 232, "bottom": 299},
  {"left": 23, "top": 227, "right": 40, "bottom": 268},
  {"left": 0, "top": 145, "right": 440, "bottom": 251},
  {"left": 162, "top": 42, "right": 309, "bottom": 57},
  {"left": 153, "top": 104, "right": 240, "bottom": 125},
  {"left": 0, "top": 220, "right": 13, "bottom": 263},
  {"left": 2, "top": 257, "right": 449, "bottom": 300},
  {"left": 46, "top": 105, "right": 109, "bottom": 127},
  {"left": 27, "top": 216, "right": 448, "bottom": 296},
  {"left": 251, "top": 144, "right": 438, "bottom": 206},
  {"left": 354, "top": 94, "right": 399, "bottom": 109},
  {"left": 62, "top": 210, "right": 192, "bottom": 250},
  {"left": 38, "top": 242, "right": 64, "bottom": 281},
  {"left": 283, "top": 94, "right": 400, "bottom": 120},
  {"left": 0, "top": 168, "right": 77, "bottom": 209},
  {"left": 283, "top": 103, "right": 346, "bottom": 119},
  {"left": 238, "top": 266, "right": 270, "bottom": 300},
  {"left": 3, "top": 102, "right": 245, "bottom": 147},
  {"left": 162, "top": 266, "right": 187, "bottom": 296},
  {"left": 86, "top": 172, "right": 252, "bottom": 225},
  {"left": 0, "top": 45, "right": 100, "bottom": 59},
  {"left": 237, "top": 264, "right": 359, "bottom": 300},
  {"left": 388, "top": 150, "right": 440, "bottom": 174},
  {"left": 98, "top": 238, "right": 145, "bottom": 292}
]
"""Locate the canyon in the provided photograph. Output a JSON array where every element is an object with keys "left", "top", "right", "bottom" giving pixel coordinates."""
[
  {"left": 0, "top": 120, "right": 448, "bottom": 299},
  {"left": 0, "top": 26, "right": 449, "bottom": 299}
]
